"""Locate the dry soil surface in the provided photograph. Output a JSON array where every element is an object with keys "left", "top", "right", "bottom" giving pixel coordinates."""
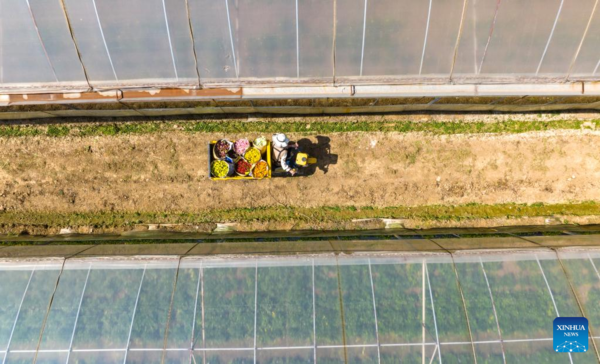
[{"left": 1, "top": 129, "right": 600, "bottom": 213}]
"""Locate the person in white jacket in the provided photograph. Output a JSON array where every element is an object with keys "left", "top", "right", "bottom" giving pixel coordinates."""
[{"left": 272, "top": 133, "right": 298, "bottom": 176}]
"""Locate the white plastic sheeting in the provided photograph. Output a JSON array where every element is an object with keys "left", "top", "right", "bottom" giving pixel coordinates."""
[
  {"left": 0, "top": 0, "right": 600, "bottom": 92},
  {"left": 1, "top": 250, "right": 600, "bottom": 363}
]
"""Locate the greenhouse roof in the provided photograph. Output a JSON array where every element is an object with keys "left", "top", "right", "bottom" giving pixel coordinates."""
[
  {"left": 1, "top": 0, "right": 600, "bottom": 93},
  {"left": 1, "top": 247, "right": 600, "bottom": 363}
]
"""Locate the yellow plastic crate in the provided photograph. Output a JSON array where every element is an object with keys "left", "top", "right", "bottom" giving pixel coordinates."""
[{"left": 209, "top": 140, "right": 272, "bottom": 180}]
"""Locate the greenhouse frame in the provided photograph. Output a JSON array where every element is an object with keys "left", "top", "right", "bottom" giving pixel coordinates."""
[
  {"left": 2, "top": 0, "right": 600, "bottom": 118},
  {"left": 1, "top": 0, "right": 600, "bottom": 93},
  {"left": 2, "top": 234, "right": 600, "bottom": 364}
]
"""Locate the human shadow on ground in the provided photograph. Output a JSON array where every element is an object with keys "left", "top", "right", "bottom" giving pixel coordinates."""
[
  {"left": 271, "top": 135, "right": 338, "bottom": 177},
  {"left": 294, "top": 136, "right": 338, "bottom": 176}
]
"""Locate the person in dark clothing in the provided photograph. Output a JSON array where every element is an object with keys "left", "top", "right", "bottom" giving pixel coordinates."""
[{"left": 272, "top": 133, "right": 299, "bottom": 176}]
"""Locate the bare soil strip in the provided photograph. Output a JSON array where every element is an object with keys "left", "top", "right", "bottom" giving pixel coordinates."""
[{"left": 1, "top": 128, "right": 599, "bottom": 218}]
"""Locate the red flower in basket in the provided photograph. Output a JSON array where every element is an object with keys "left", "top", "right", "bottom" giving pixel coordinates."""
[{"left": 236, "top": 159, "right": 251, "bottom": 175}]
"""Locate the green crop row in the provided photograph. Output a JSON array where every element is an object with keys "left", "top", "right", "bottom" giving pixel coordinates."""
[
  {"left": 0, "top": 118, "right": 597, "bottom": 138},
  {"left": 0, "top": 202, "right": 598, "bottom": 234}
]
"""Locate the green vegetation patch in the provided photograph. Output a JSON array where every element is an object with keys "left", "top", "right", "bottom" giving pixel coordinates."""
[
  {"left": 2, "top": 202, "right": 599, "bottom": 230},
  {"left": 0, "top": 118, "right": 597, "bottom": 138}
]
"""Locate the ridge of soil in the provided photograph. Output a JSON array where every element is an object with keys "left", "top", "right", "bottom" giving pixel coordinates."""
[{"left": 1, "top": 129, "right": 599, "bottom": 216}]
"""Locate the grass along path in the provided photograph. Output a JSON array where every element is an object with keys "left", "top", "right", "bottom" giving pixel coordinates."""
[
  {"left": 1, "top": 202, "right": 599, "bottom": 233},
  {"left": 0, "top": 118, "right": 598, "bottom": 138}
]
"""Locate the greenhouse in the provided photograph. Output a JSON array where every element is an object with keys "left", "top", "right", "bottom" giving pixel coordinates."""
[
  {"left": 1, "top": 242, "right": 600, "bottom": 364},
  {"left": 1, "top": 0, "right": 600, "bottom": 92}
]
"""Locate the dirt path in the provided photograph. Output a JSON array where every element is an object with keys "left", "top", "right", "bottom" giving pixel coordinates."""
[{"left": 1, "top": 129, "right": 599, "bottom": 213}]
